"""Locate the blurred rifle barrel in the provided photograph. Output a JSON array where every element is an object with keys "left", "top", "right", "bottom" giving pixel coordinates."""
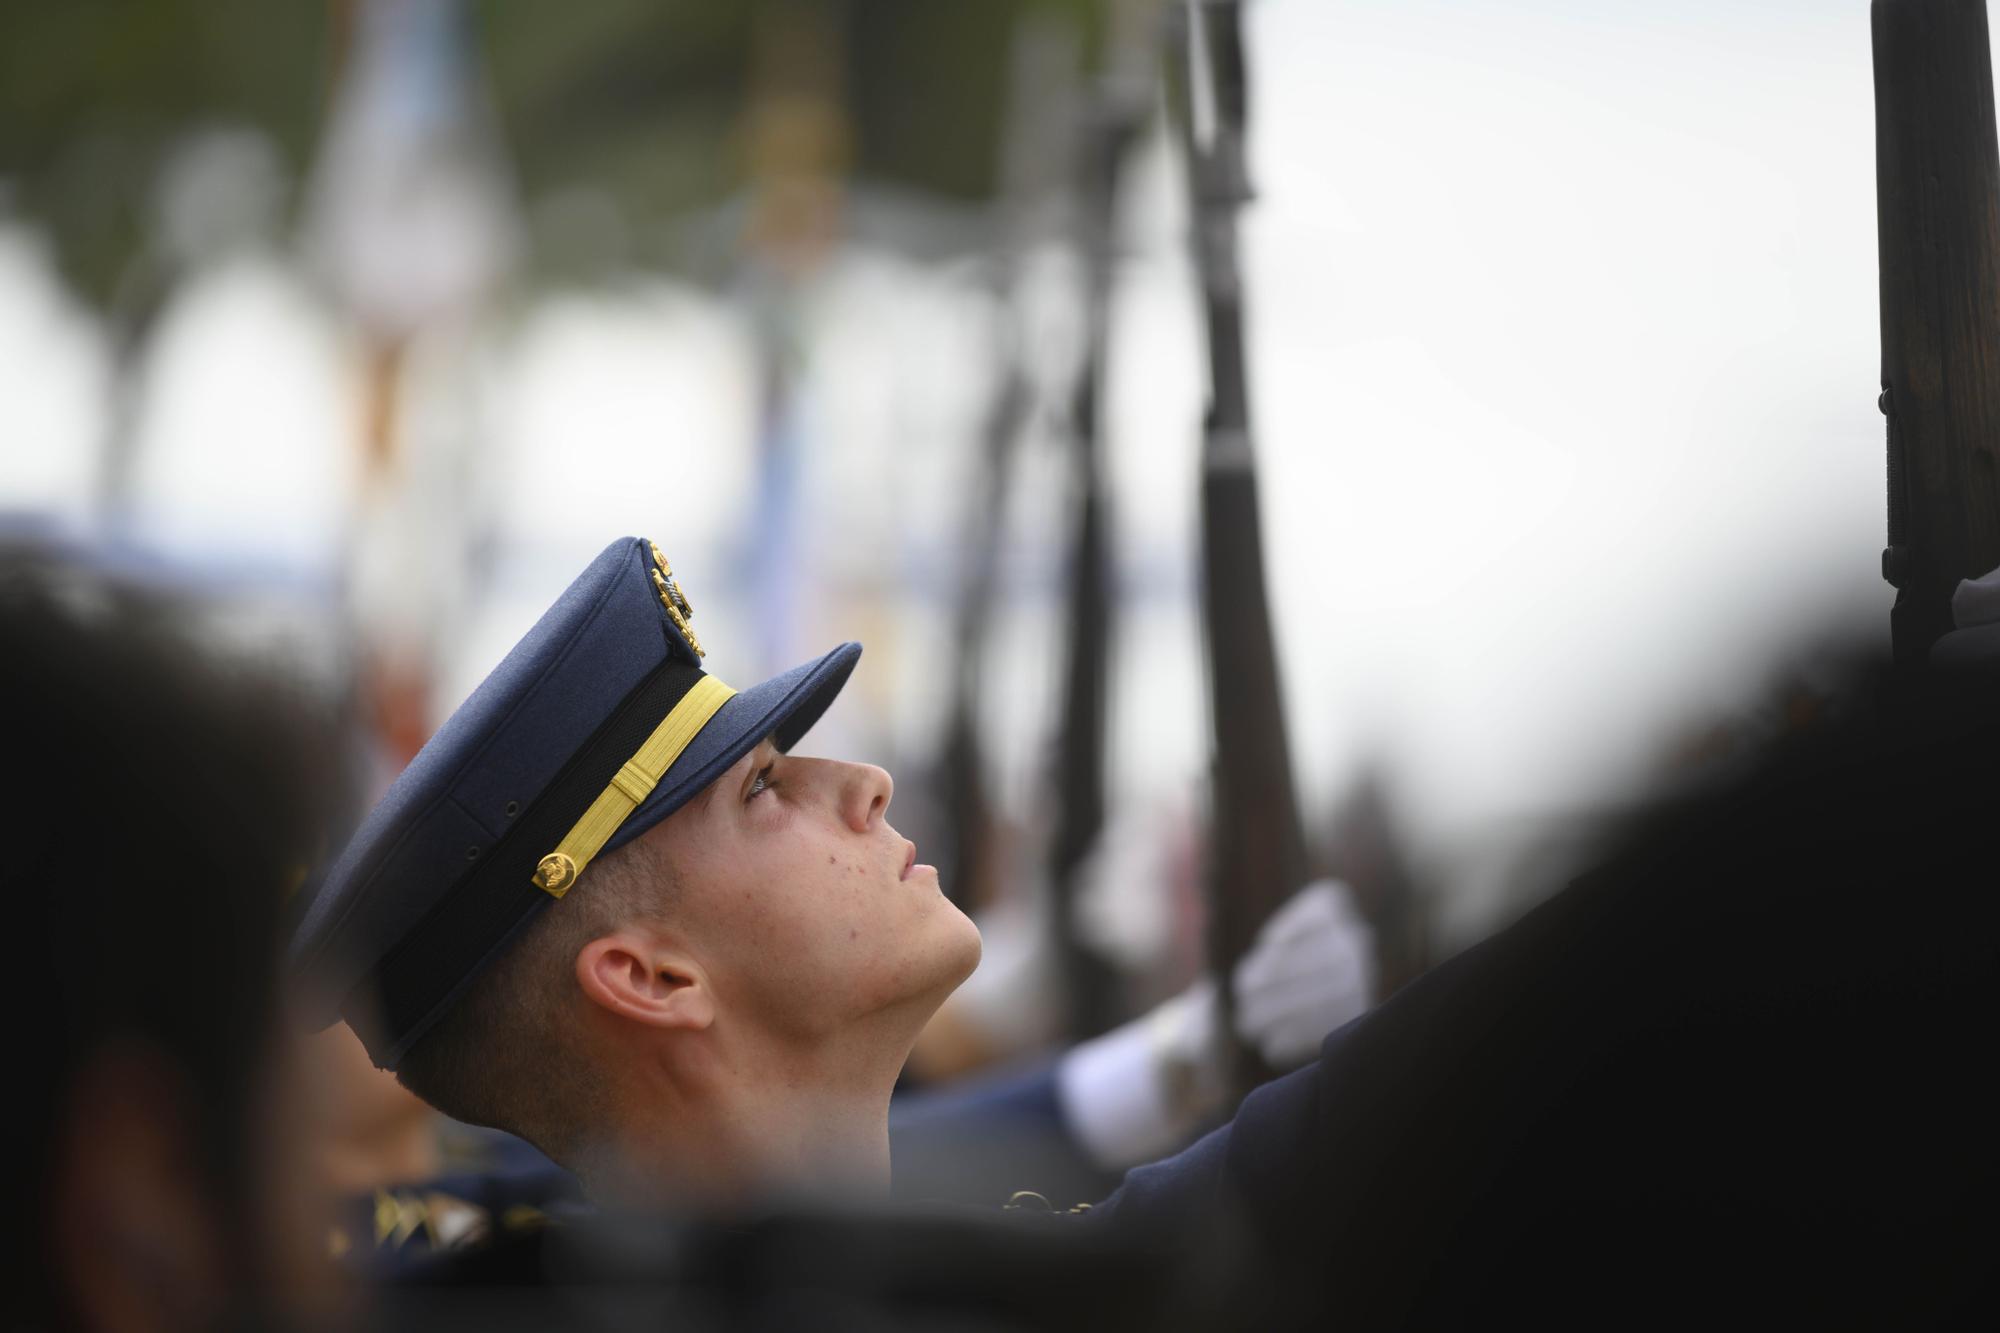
[
  {"left": 1168, "top": 0, "right": 1311, "bottom": 1086},
  {"left": 935, "top": 17, "right": 1077, "bottom": 914},
  {"left": 937, "top": 340, "right": 1031, "bottom": 911},
  {"left": 1872, "top": 0, "right": 2000, "bottom": 663},
  {"left": 1047, "top": 84, "right": 1143, "bottom": 1041}
]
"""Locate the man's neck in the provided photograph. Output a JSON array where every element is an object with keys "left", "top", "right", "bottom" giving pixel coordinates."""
[
  {"left": 314, "top": 1102, "right": 442, "bottom": 1194},
  {"left": 581, "top": 1035, "right": 900, "bottom": 1208}
]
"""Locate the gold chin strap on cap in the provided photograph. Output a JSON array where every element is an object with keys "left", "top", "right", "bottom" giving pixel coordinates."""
[{"left": 532, "top": 674, "right": 736, "bottom": 898}]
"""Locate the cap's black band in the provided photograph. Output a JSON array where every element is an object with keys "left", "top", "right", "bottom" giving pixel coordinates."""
[{"left": 356, "top": 657, "right": 709, "bottom": 1064}]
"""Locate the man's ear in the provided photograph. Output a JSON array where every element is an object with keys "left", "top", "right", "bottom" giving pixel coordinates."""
[{"left": 575, "top": 933, "right": 715, "bottom": 1032}]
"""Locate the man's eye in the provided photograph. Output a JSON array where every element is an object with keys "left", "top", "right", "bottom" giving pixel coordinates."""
[{"left": 748, "top": 764, "right": 775, "bottom": 799}]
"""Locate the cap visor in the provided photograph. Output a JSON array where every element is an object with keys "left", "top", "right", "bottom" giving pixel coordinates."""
[{"left": 602, "top": 641, "right": 862, "bottom": 855}]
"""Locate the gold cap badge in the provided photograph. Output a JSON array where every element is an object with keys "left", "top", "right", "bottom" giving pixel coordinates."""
[{"left": 648, "top": 542, "right": 704, "bottom": 658}]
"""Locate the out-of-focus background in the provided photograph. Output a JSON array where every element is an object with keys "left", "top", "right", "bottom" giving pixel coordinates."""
[{"left": 0, "top": 0, "right": 1893, "bottom": 991}]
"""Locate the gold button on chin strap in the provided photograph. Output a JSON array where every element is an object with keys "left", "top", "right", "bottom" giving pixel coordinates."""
[{"left": 532, "top": 674, "right": 736, "bottom": 898}]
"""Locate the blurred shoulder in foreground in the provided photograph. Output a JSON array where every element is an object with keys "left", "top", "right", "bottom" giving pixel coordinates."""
[
  {"left": 1086, "top": 652, "right": 1999, "bottom": 1325},
  {"left": 0, "top": 546, "right": 342, "bottom": 1332}
]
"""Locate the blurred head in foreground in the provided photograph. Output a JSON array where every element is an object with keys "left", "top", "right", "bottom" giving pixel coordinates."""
[
  {"left": 291, "top": 538, "right": 980, "bottom": 1202},
  {"left": 0, "top": 549, "right": 336, "bottom": 1331}
]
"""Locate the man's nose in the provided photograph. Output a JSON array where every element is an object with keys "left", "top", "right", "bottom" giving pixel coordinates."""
[{"left": 837, "top": 761, "right": 893, "bottom": 832}]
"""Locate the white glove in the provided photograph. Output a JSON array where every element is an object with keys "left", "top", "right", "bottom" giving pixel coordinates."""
[
  {"left": 1056, "top": 879, "right": 1375, "bottom": 1171},
  {"left": 1070, "top": 798, "right": 1187, "bottom": 972},
  {"left": 1056, "top": 976, "right": 1221, "bottom": 1170},
  {"left": 1230, "top": 878, "right": 1376, "bottom": 1069}
]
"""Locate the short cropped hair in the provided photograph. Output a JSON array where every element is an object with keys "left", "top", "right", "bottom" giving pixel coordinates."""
[{"left": 394, "top": 834, "right": 679, "bottom": 1165}]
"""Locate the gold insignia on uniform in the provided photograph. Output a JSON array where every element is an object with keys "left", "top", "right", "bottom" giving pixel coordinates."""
[
  {"left": 373, "top": 1188, "right": 429, "bottom": 1247},
  {"left": 1002, "top": 1189, "right": 1091, "bottom": 1216},
  {"left": 533, "top": 851, "right": 578, "bottom": 897},
  {"left": 648, "top": 541, "right": 704, "bottom": 658},
  {"left": 1003, "top": 1190, "right": 1055, "bottom": 1213},
  {"left": 420, "top": 1192, "right": 491, "bottom": 1249},
  {"left": 500, "top": 1204, "right": 550, "bottom": 1232}
]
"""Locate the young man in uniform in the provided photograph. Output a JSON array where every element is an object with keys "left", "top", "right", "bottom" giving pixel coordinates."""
[
  {"left": 292, "top": 537, "right": 981, "bottom": 1205},
  {"left": 294, "top": 536, "right": 1996, "bottom": 1324}
]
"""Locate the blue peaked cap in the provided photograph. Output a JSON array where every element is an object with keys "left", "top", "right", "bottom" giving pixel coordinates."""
[{"left": 290, "top": 537, "right": 860, "bottom": 1068}]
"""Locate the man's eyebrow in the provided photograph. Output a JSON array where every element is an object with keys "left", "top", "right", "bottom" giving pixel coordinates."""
[{"left": 692, "top": 778, "right": 723, "bottom": 815}]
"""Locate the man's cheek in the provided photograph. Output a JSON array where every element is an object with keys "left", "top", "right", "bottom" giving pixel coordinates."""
[{"left": 829, "top": 902, "right": 918, "bottom": 1004}]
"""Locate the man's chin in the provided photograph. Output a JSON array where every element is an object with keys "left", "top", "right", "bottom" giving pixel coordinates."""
[
  {"left": 904, "top": 912, "right": 983, "bottom": 1020},
  {"left": 942, "top": 905, "right": 983, "bottom": 991}
]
